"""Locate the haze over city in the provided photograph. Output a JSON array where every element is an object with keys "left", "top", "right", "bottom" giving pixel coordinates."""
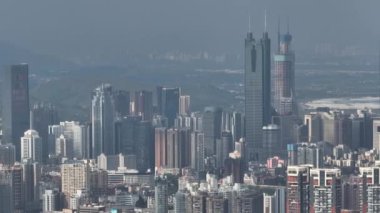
[{"left": 0, "top": 1, "right": 379, "bottom": 213}]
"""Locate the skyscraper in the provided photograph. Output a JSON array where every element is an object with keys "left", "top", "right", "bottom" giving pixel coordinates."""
[
  {"left": 1, "top": 64, "right": 30, "bottom": 160},
  {"left": 134, "top": 90, "right": 153, "bottom": 121},
  {"left": 0, "top": 168, "right": 14, "bottom": 213},
  {"left": 244, "top": 30, "right": 271, "bottom": 162},
  {"left": 49, "top": 121, "right": 89, "bottom": 159},
  {"left": 310, "top": 168, "right": 342, "bottom": 213},
  {"left": 190, "top": 131, "right": 205, "bottom": 173},
  {"left": 0, "top": 143, "right": 16, "bottom": 166},
  {"left": 31, "top": 103, "right": 59, "bottom": 163},
  {"left": 155, "top": 177, "right": 168, "bottom": 213},
  {"left": 61, "top": 162, "right": 89, "bottom": 202},
  {"left": 162, "top": 87, "right": 181, "bottom": 127},
  {"left": 203, "top": 106, "right": 223, "bottom": 156},
  {"left": 286, "top": 165, "right": 312, "bottom": 213},
  {"left": 113, "top": 90, "right": 130, "bottom": 118},
  {"left": 179, "top": 95, "right": 191, "bottom": 116},
  {"left": 43, "top": 189, "right": 60, "bottom": 212},
  {"left": 273, "top": 29, "right": 296, "bottom": 115},
  {"left": 22, "top": 162, "right": 41, "bottom": 210},
  {"left": 135, "top": 120, "right": 154, "bottom": 173},
  {"left": 92, "top": 84, "right": 115, "bottom": 157},
  {"left": 20, "top": 130, "right": 42, "bottom": 163}
]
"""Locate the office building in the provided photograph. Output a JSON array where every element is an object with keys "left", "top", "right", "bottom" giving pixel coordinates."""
[
  {"left": 21, "top": 129, "right": 42, "bottom": 163},
  {"left": 92, "top": 84, "right": 116, "bottom": 157},
  {"left": 49, "top": 121, "right": 89, "bottom": 159},
  {"left": 31, "top": 103, "right": 59, "bottom": 163},
  {"left": 231, "top": 112, "right": 244, "bottom": 143},
  {"left": 2, "top": 164, "right": 24, "bottom": 211},
  {"left": 135, "top": 121, "right": 154, "bottom": 173},
  {"left": 0, "top": 168, "right": 14, "bottom": 213},
  {"left": 134, "top": 90, "right": 153, "bottom": 121},
  {"left": 55, "top": 134, "right": 72, "bottom": 158},
  {"left": 244, "top": 30, "right": 271, "bottom": 162},
  {"left": 22, "top": 162, "right": 41, "bottom": 209},
  {"left": 155, "top": 177, "right": 168, "bottom": 213},
  {"left": 43, "top": 189, "right": 60, "bottom": 212},
  {"left": 263, "top": 188, "right": 286, "bottom": 213},
  {"left": 114, "top": 115, "right": 141, "bottom": 155},
  {"left": 287, "top": 143, "right": 323, "bottom": 168},
  {"left": 273, "top": 30, "right": 296, "bottom": 115},
  {"left": 203, "top": 106, "right": 223, "bottom": 156},
  {"left": 190, "top": 131, "right": 205, "bottom": 172},
  {"left": 216, "top": 131, "right": 233, "bottom": 168},
  {"left": 1, "top": 64, "right": 30, "bottom": 160},
  {"left": 179, "top": 95, "right": 190, "bottom": 116},
  {"left": 262, "top": 124, "right": 281, "bottom": 159},
  {"left": 113, "top": 90, "right": 130, "bottom": 118},
  {"left": 174, "top": 191, "right": 186, "bottom": 213},
  {"left": 224, "top": 151, "right": 245, "bottom": 184},
  {"left": 161, "top": 87, "right": 181, "bottom": 127},
  {"left": 0, "top": 143, "right": 16, "bottom": 166}
]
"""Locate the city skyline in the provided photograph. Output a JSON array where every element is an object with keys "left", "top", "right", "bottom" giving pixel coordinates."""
[{"left": 0, "top": 3, "right": 379, "bottom": 213}]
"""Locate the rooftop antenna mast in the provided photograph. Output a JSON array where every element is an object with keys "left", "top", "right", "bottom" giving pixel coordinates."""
[
  {"left": 264, "top": 9, "right": 267, "bottom": 32},
  {"left": 249, "top": 15, "right": 251, "bottom": 33},
  {"left": 277, "top": 17, "right": 281, "bottom": 52}
]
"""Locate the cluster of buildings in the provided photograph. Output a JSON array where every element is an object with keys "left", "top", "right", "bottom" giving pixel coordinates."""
[{"left": 0, "top": 20, "right": 379, "bottom": 213}]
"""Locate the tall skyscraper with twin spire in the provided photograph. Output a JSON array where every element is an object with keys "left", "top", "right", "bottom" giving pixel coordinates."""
[{"left": 244, "top": 26, "right": 271, "bottom": 162}]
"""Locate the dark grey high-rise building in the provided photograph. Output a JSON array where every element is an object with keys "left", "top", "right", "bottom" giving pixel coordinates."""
[
  {"left": 161, "top": 88, "right": 180, "bottom": 127},
  {"left": 244, "top": 31, "right": 271, "bottom": 162},
  {"left": 31, "top": 103, "right": 59, "bottom": 163},
  {"left": 114, "top": 115, "right": 141, "bottom": 155},
  {"left": 216, "top": 131, "right": 233, "bottom": 168},
  {"left": 203, "top": 106, "right": 223, "bottom": 156},
  {"left": 113, "top": 90, "right": 130, "bottom": 118},
  {"left": 1, "top": 64, "right": 30, "bottom": 160},
  {"left": 134, "top": 90, "right": 153, "bottom": 121},
  {"left": 135, "top": 120, "right": 154, "bottom": 173},
  {"left": 156, "top": 86, "right": 163, "bottom": 114},
  {"left": 92, "top": 84, "right": 115, "bottom": 157}
]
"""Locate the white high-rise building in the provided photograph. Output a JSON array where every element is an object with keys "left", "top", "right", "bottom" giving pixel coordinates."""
[
  {"left": 43, "top": 189, "right": 59, "bottom": 212},
  {"left": 92, "top": 84, "right": 115, "bottom": 157},
  {"left": 179, "top": 95, "right": 190, "bottom": 116},
  {"left": 56, "top": 135, "right": 71, "bottom": 158},
  {"left": 49, "top": 121, "right": 89, "bottom": 159},
  {"left": 373, "top": 119, "right": 380, "bottom": 150},
  {"left": 21, "top": 129, "right": 42, "bottom": 163}
]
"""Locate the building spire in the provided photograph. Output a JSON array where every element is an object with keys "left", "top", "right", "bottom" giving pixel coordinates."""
[
  {"left": 249, "top": 15, "right": 252, "bottom": 33},
  {"left": 277, "top": 17, "right": 281, "bottom": 52},
  {"left": 30, "top": 110, "right": 34, "bottom": 130},
  {"left": 264, "top": 9, "right": 267, "bottom": 32}
]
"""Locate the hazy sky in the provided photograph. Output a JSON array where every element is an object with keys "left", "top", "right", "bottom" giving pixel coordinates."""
[{"left": 0, "top": 0, "right": 379, "bottom": 62}]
